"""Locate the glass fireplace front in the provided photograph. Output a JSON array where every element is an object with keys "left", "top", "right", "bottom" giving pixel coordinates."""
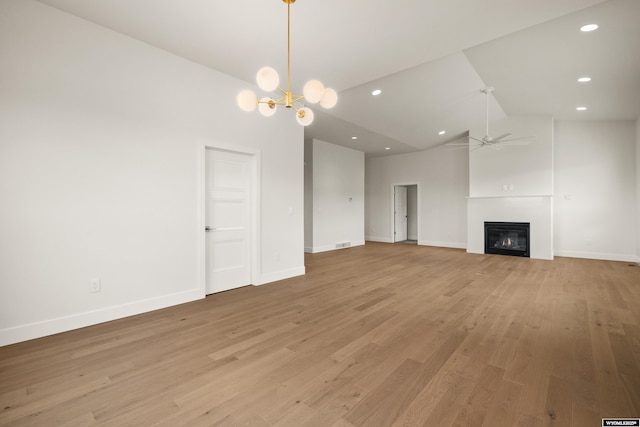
[{"left": 484, "top": 222, "right": 530, "bottom": 257}]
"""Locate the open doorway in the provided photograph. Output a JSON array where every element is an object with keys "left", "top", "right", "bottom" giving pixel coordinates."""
[{"left": 393, "top": 184, "right": 418, "bottom": 244}]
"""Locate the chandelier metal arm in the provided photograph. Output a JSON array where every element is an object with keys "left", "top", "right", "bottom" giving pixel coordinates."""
[{"left": 256, "top": 93, "right": 305, "bottom": 109}]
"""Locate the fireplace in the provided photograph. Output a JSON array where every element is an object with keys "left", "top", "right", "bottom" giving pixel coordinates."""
[{"left": 484, "top": 222, "right": 530, "bottom": 257}]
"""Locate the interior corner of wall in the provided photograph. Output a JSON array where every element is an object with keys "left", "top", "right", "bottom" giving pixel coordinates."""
[{"left": 257, "top": 266, "right": 305, "bottom": 286}]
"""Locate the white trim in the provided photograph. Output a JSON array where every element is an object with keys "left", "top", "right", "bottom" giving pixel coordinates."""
[
  {"left": 366, "top": 236, "right": 394, "bottom": 243},
  {"left": 198, "top": 140, "right": 261, "bottom": 295},
  {"left": 257, "top": 267, "right": 306, "bottom": 285},
  {"left": 467, "top": 195, "right": 554, "bottom": 199},
  {"left": 308, "top": 241, "right": 365, "bottom": 253},
  {"left": 197, "top": 145, "right": 206, "bottom": 296},
  {"left": 391, "top": 182, "right": 420, "bottom": 244},
  {"left": 0, "top": 289, "right": 202, "bottom": 347},
  {"left": 554, "top": 250, "right": 637, "bottom": 263},
  {"left": 419, "top": 240, "right": 467, "bottom": 250}
]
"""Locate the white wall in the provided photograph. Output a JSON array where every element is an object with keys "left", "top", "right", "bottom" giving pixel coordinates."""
[
  {"left": 467, "top": 115, "right": 554, "bottom": 259},
  {"left": 469, "top": 115, "right": 553, "bottom": 197},
  {"left": 0, "top": 0, "right": 304, "bottom": 346},
  {"left": 554, "top": 121, "right": 637, "bottom": 262},
  {"left": 305, "top": 139, "right": 364, "bottom": 253},
  {"left": 365, "top": 144, "right": 468, "bottom": 248}
]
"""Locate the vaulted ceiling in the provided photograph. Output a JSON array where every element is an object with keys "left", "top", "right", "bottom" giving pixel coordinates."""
[{"left": 38, "top": 0, "right": 640, "bottom": 157}]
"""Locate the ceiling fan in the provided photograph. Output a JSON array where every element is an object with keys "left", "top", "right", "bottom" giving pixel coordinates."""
[{"left": 447, "top": 86, "right": 531, "bottom": 151}]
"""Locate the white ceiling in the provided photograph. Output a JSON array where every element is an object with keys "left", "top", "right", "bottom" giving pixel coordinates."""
[{"left": 38, "top": 0, "right": 640, "bottom": 157}]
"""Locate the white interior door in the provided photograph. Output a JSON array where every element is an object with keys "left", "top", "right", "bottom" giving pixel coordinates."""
[
  {"left": 394, "top": 186, "right": 408, "bottom": 242},
  {"left": 205, "top": 148, "right": 252, "bottom": 294}
]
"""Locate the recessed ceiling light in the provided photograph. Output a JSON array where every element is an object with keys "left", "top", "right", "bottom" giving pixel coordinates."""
[
  {"left": 372, "top": 89, "right": 382, "bottom": 96},
  {"left": 576, "top": 106, "right": 588, "bottom": 111},
  {"left": 580, "top": 24, "right": 598, "bottom": 32},
  {"left": 577, "top": 77, "right": 592, "bottom": 83},
  {"left": 351, "top": 136, "right": 358, "bottom": 140},
  {"left": 439, "top": 130, "right": 446, "bottom": 135},
  {"left": 385, "top": 147, "right": 391, "bottom": 150}
]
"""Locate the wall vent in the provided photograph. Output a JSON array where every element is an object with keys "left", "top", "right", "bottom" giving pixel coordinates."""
[{"left": 335, "top": 241, "right": 351, "bottom": 249}]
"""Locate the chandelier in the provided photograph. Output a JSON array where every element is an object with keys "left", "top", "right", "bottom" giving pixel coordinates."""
[{"left": 236, "top": 0, "right": 337, "bottom": 126}]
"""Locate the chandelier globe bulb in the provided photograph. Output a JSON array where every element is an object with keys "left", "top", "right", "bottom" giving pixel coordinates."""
[
  {"left": 319, "top": 88, "right": 338, "bottom": 109},
  {"left": 303, "top": 80, "right": 325, "bottom": 104},
  {"left": 256, "top": 67, "right": 280, "bottom": 92},
  {"left": 258, "top": 97, "right": 277, "bottom": 117},
  {"left": 237, "top": 89, "right": 257, "bottom": 112},
  {"left": 296, "top": 107, "right": 314, "bottom": 126}
]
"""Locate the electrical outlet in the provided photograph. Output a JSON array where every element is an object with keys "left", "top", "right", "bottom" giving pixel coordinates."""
[{"left": 89, "top": 278, "right": 101, "bottom": 293}]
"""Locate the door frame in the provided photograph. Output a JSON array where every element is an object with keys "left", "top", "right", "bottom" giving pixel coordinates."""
[
  {"left": 198, "top": 142, "right": 260, "bottom": 296},
  {"left": 390, "top": 183, "right": 419, "bottom": 244}
]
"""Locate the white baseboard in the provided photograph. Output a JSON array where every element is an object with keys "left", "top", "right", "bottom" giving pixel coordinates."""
[
  {"left": 365, "top": 236, "right": 394, "bottom": 243},
  {"left": 308, "top": 245, "right": 333, "bottom": 253},
  {"left": 419, "top": 240, "right": 467, "bottom": 250},
  {"left": 257, "top": 266, "right": 305, "bottom": 285},
  {"left": 554, "top": 249, "right": 638, "bottom": 263},
  {"left": 0, "top": 288, "right": 203, "bottom": 347},
  {"left": 308, "top": 241, "right": 365, "bottom": 254}
]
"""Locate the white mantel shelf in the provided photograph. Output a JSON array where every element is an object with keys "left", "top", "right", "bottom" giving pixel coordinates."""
[{"left": 466, "top": 195, "right": 553, "bottom": 199}]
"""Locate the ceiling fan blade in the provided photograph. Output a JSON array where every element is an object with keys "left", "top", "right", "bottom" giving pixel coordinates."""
[
  {"left": 445, "top": 142, "right": 470, "bottom": 146},
  {"left": 469, "top": 135, "right": 485, "bottom": 144},
  {"left": 497, "top": 136, "right": 532, "bottom": 143},
  {"left": 447, "top": 145, "right": 471, "bottom": 151},
  {"left": 498, "top": 141, "right": 531, "bottom": 146},
  {"left": 491, "top": 132, "right": 511, "bottom": 142},
  {"left": 469, "top": 142, "right": 501, "bottom": 152}
]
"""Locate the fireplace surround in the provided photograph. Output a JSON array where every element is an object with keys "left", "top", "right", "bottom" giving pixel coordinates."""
[{"left": 484, "top": 221, "right": 530, "bottom": 257}]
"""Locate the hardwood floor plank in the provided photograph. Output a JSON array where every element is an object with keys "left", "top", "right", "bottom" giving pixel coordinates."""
[
  {"left": 391, "top": 352, "right": 470, "bottom": 426},
  {"left": 589, "top": 308, "right": 634, "bottom": 417},
  {"left": 514, "top": 412, "right": 544, "bottom": 427},
  {"left": 451, "top": 364, "right": 504, "bottom": 426},
  {"left": 571, "top": 404, "right": 600, "bottom": 427},
  {"left": 419, "top": 373, "right": 479, "bottom": 427},
  {"left": 344, "top": 330, "right": 467, "bottom": 426},
  {"left": 607, "top": 331, "right": 640, "bottom": 415},
  {"left": 543, "top": 375, "right": 572, "bottom": 426},
  {"left": 1, "top": 243, "right": 638, "bottom": 426},
  {"left": 343, "top": 358, "right": 423, "bottom": 426},
  {"left": 481, "top": 378, "right": 522, "bottom": 427},
  {"left": 0, "top": 376, "right": 111, "bottom": 425},
  {"left": 571, "top": 298, "right": 600, "bottom": 411}
]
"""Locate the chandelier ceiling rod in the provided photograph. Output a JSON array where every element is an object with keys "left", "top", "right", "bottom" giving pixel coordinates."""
[{"left": 286, "top": 0, "right": 292, "bottom": 107}]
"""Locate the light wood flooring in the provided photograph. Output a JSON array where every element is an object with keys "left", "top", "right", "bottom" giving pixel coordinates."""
[{"left": 1, "top": 243, "right": 640, "bottom": 426}]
